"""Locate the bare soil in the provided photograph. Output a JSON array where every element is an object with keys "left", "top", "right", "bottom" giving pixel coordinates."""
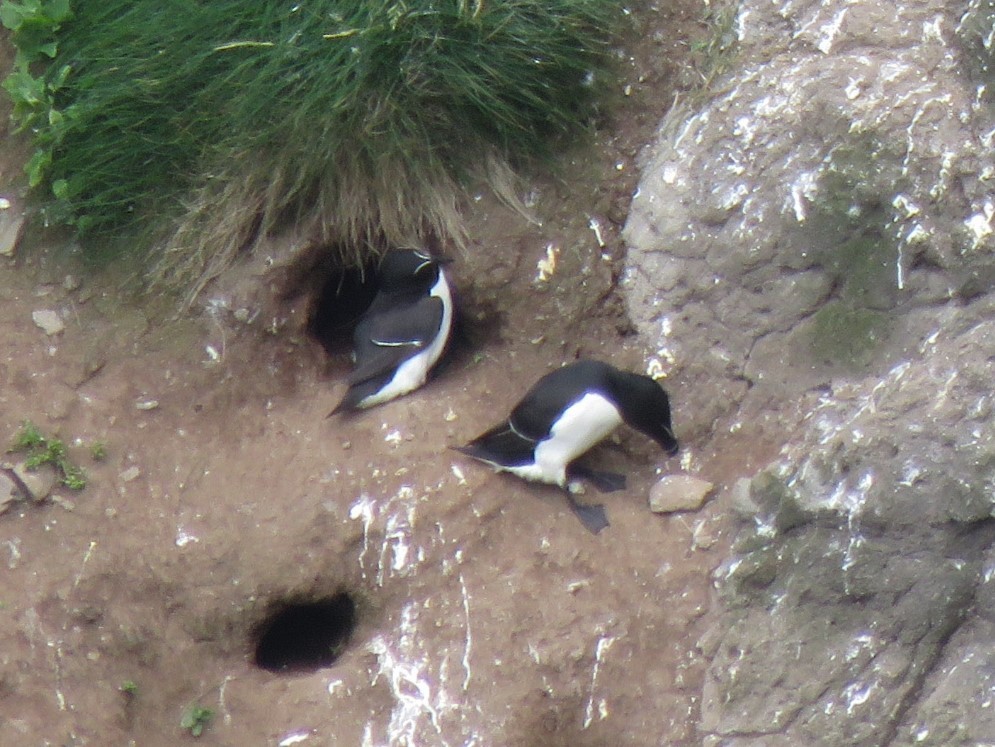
[{"left": 0, "top": 4, "right": 777, "bottom": 745}]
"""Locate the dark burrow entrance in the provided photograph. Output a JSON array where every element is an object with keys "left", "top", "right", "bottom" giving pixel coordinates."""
[
  {"left": 306, "top": 263, "right": 380, "bottom": 356},
  {"left": 297, "top": 245, "right": 497, "bottom": 379},
  {"left": 253, "top": 593, "right": 357, "bottom": 673}
]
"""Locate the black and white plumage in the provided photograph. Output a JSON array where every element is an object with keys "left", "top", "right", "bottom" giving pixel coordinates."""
[
  {"left": 455, "top": 360, "right": 679, "bottom": 534},
  {"left": 329, "top": 249, "right": 454, "bottom": 414}
]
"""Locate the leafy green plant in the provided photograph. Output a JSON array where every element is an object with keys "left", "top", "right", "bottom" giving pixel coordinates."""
[
  {"left": 0, "top": 0, "right": 71, "bottom": 62},
  {"left": 11, "top": 420, "right": 44, "bottom": 450},
  {"left": 2, "top": 0, "right": 625, "bottom": 299},
  {"left": 180, "top": 704, "right": 213, "bottom": 738},
  {"left": 1, "top": 0, "right": 74, "bottom": 197},
  {"left": 9, "top": 420, "right": 87, "bottom": 490}
]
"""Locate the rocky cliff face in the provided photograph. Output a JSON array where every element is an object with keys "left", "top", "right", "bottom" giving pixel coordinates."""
[{"left": 623, "top": 0, "right": 995, "bottom": 743}]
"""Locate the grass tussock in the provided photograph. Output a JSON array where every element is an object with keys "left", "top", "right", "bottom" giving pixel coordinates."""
[{"left": 4, "top": 0, "right": 625, "bottom": 297}]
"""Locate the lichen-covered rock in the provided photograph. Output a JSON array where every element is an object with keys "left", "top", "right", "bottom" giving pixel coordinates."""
[
  {"left": 891, "top": 545, "right": 995, "bottom": 746},
  {"left": 622, "top": 0, "right": 995, "bottom": 743},
  {"left": 623, "top": 0, "right": 995, "bottom": 439},
  {"left": 702, "top": 324, "right": 995, "bottom": 743}
]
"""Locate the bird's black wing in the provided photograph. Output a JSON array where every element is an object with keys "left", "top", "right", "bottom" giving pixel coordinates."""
[
  {"left": 454, "top": 421, "right": 537, "bottom": 468},
  {"left": 507, "top": 363, "right": 610, "bottom": 441},
  {"left": 347, "top": 296, "right": 445, "bottom": 386}
]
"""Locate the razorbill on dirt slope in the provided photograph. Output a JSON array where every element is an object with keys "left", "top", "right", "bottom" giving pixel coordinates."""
[
  {"left": 454, "top": 359, "right": 679, "bottom": 534},
  {"left": 329, "top": 249, "right": 453, "bottom": 414}
]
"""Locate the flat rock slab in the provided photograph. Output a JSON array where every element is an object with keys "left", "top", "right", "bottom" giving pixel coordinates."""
[{"left": 650, "top": 475, "right": 715, "bottom": 513}]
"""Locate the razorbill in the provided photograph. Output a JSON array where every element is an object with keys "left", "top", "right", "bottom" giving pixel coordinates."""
[
  {"left": 329, "top": 249, "right": 453, "bottom": 414},
  {"left": 454, "top": 360, "right": 679, "bottom": 533}
]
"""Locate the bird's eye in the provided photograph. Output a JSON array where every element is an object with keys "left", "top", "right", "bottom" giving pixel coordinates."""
[{"left": 413, "top": 250, "right": 432, "bottom": 262}]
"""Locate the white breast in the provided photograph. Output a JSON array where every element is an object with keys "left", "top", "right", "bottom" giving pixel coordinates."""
[
  {"left": 507, "top": 392, "right": 622, "bottom": 486},
  {"left": 358, "top": 271, "right": 453, "bottom": 408}
]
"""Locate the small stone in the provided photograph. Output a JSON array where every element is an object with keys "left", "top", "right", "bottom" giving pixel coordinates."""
[
  {"left": 233, "top": 307, "right": 251, "bottom": 322},
  {"left": 567, "top": 480, "right": 586, "bottom": 495},
  {"left": 728, "top": 477, "right": 758, "bottom": 518},
  {"left": 12, "top": 462, "right": 58, "bottom": 502},
  {"left": 0, "top": 201, "right": 24, "bottom": 257},
  {"left": 69, "top": 349, "right": 107, "bottom": 387},
  {"left": 46, "top": 384, "right": 78, "bottom": 420},
  {"left": 649, "top": 474, "right": 715, "bottom": 513},
  {"left": 63, "top": 274, "right": 81, "bottom": 291},
  {"left": 32, "top": 309, "right": 65, "bottom": 336},
  {"left": 51, "top": 495, "right": 76, "bottom": 511},
  {"left": 0, "top": 471, "right": 23, "bottom": 513},
  {"left": 119, "top": 466, "right": 141, "bottom": 483},
  {"left": 691, "top": 519, "right": 718, "bottom": 550},
  {"left": 135, "top": 399, "right": 159, "bottom": 411}
]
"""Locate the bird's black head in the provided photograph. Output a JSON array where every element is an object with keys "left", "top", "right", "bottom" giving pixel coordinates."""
[
  {"left": 614, "top": 372, "right": 679, "bottom": 456},
  {"left": 378, "top": 249, "right": 447, "bottom": 294}
]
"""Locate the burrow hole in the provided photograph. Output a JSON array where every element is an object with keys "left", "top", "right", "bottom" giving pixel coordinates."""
[
  {"left": 253, "top": 593, "right": 357, "bottom": 673},
  {"left": 306, "top": 262, "right": 380, "bottom": 357},
  {"left": 295, "top": 245, "right": 499, "bottom": 366}
]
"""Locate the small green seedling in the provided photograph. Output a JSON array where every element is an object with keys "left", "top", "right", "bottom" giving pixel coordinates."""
[
  {"left": 90, "top": 442, "right": 107, "bottom": 461},
  {"left": 181, "top": 704, "right": 213, "bottom": 737},
  {"left": 119, "top": 680, "right": 138, "bottom": 696},
  {"left": 9, "top": 420, "right": 88, "bottom": 490}
]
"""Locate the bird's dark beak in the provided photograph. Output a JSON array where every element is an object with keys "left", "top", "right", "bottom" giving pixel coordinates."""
[{"left": 660, "top": 426, "right": 679, "bottom": 456}]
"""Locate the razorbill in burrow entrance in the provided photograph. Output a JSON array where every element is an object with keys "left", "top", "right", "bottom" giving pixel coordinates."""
[
  {"left": 329, "top": 249, "right": 453, "bottom": 414},
  {"left": 455, "top": 359, "right": 679, "bottom": 534}
]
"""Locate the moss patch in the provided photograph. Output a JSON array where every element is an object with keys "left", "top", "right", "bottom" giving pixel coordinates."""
[
  {"left": 799, "top": 133, "right": 905, "bottom": 370},
  {"left": 808, "top": 303, "right": 889, "bottom": 369}
]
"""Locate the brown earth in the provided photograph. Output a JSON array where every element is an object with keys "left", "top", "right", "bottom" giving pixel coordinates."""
[{"left": 0, "top": 4, "right": 774, "bottom": 745}]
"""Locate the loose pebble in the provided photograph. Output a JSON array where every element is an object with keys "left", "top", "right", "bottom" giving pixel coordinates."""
[
  {"left": 0, "top": 471, "right": 22, "bottom": 514},
  {"left": 650, "top": 474, "right": 715, "bottom": 513},
  {"left": 0, "top": 202, "right": 24, "bottom": 257},
  {"left": 32, "top": 309, "right": 65, "bottom": 336},
  {"left": 51, "top": 495, "right": 76, "bottom": 511},
  {"left": 119, "top": 466, "right": 142, "bottom": 483}
]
